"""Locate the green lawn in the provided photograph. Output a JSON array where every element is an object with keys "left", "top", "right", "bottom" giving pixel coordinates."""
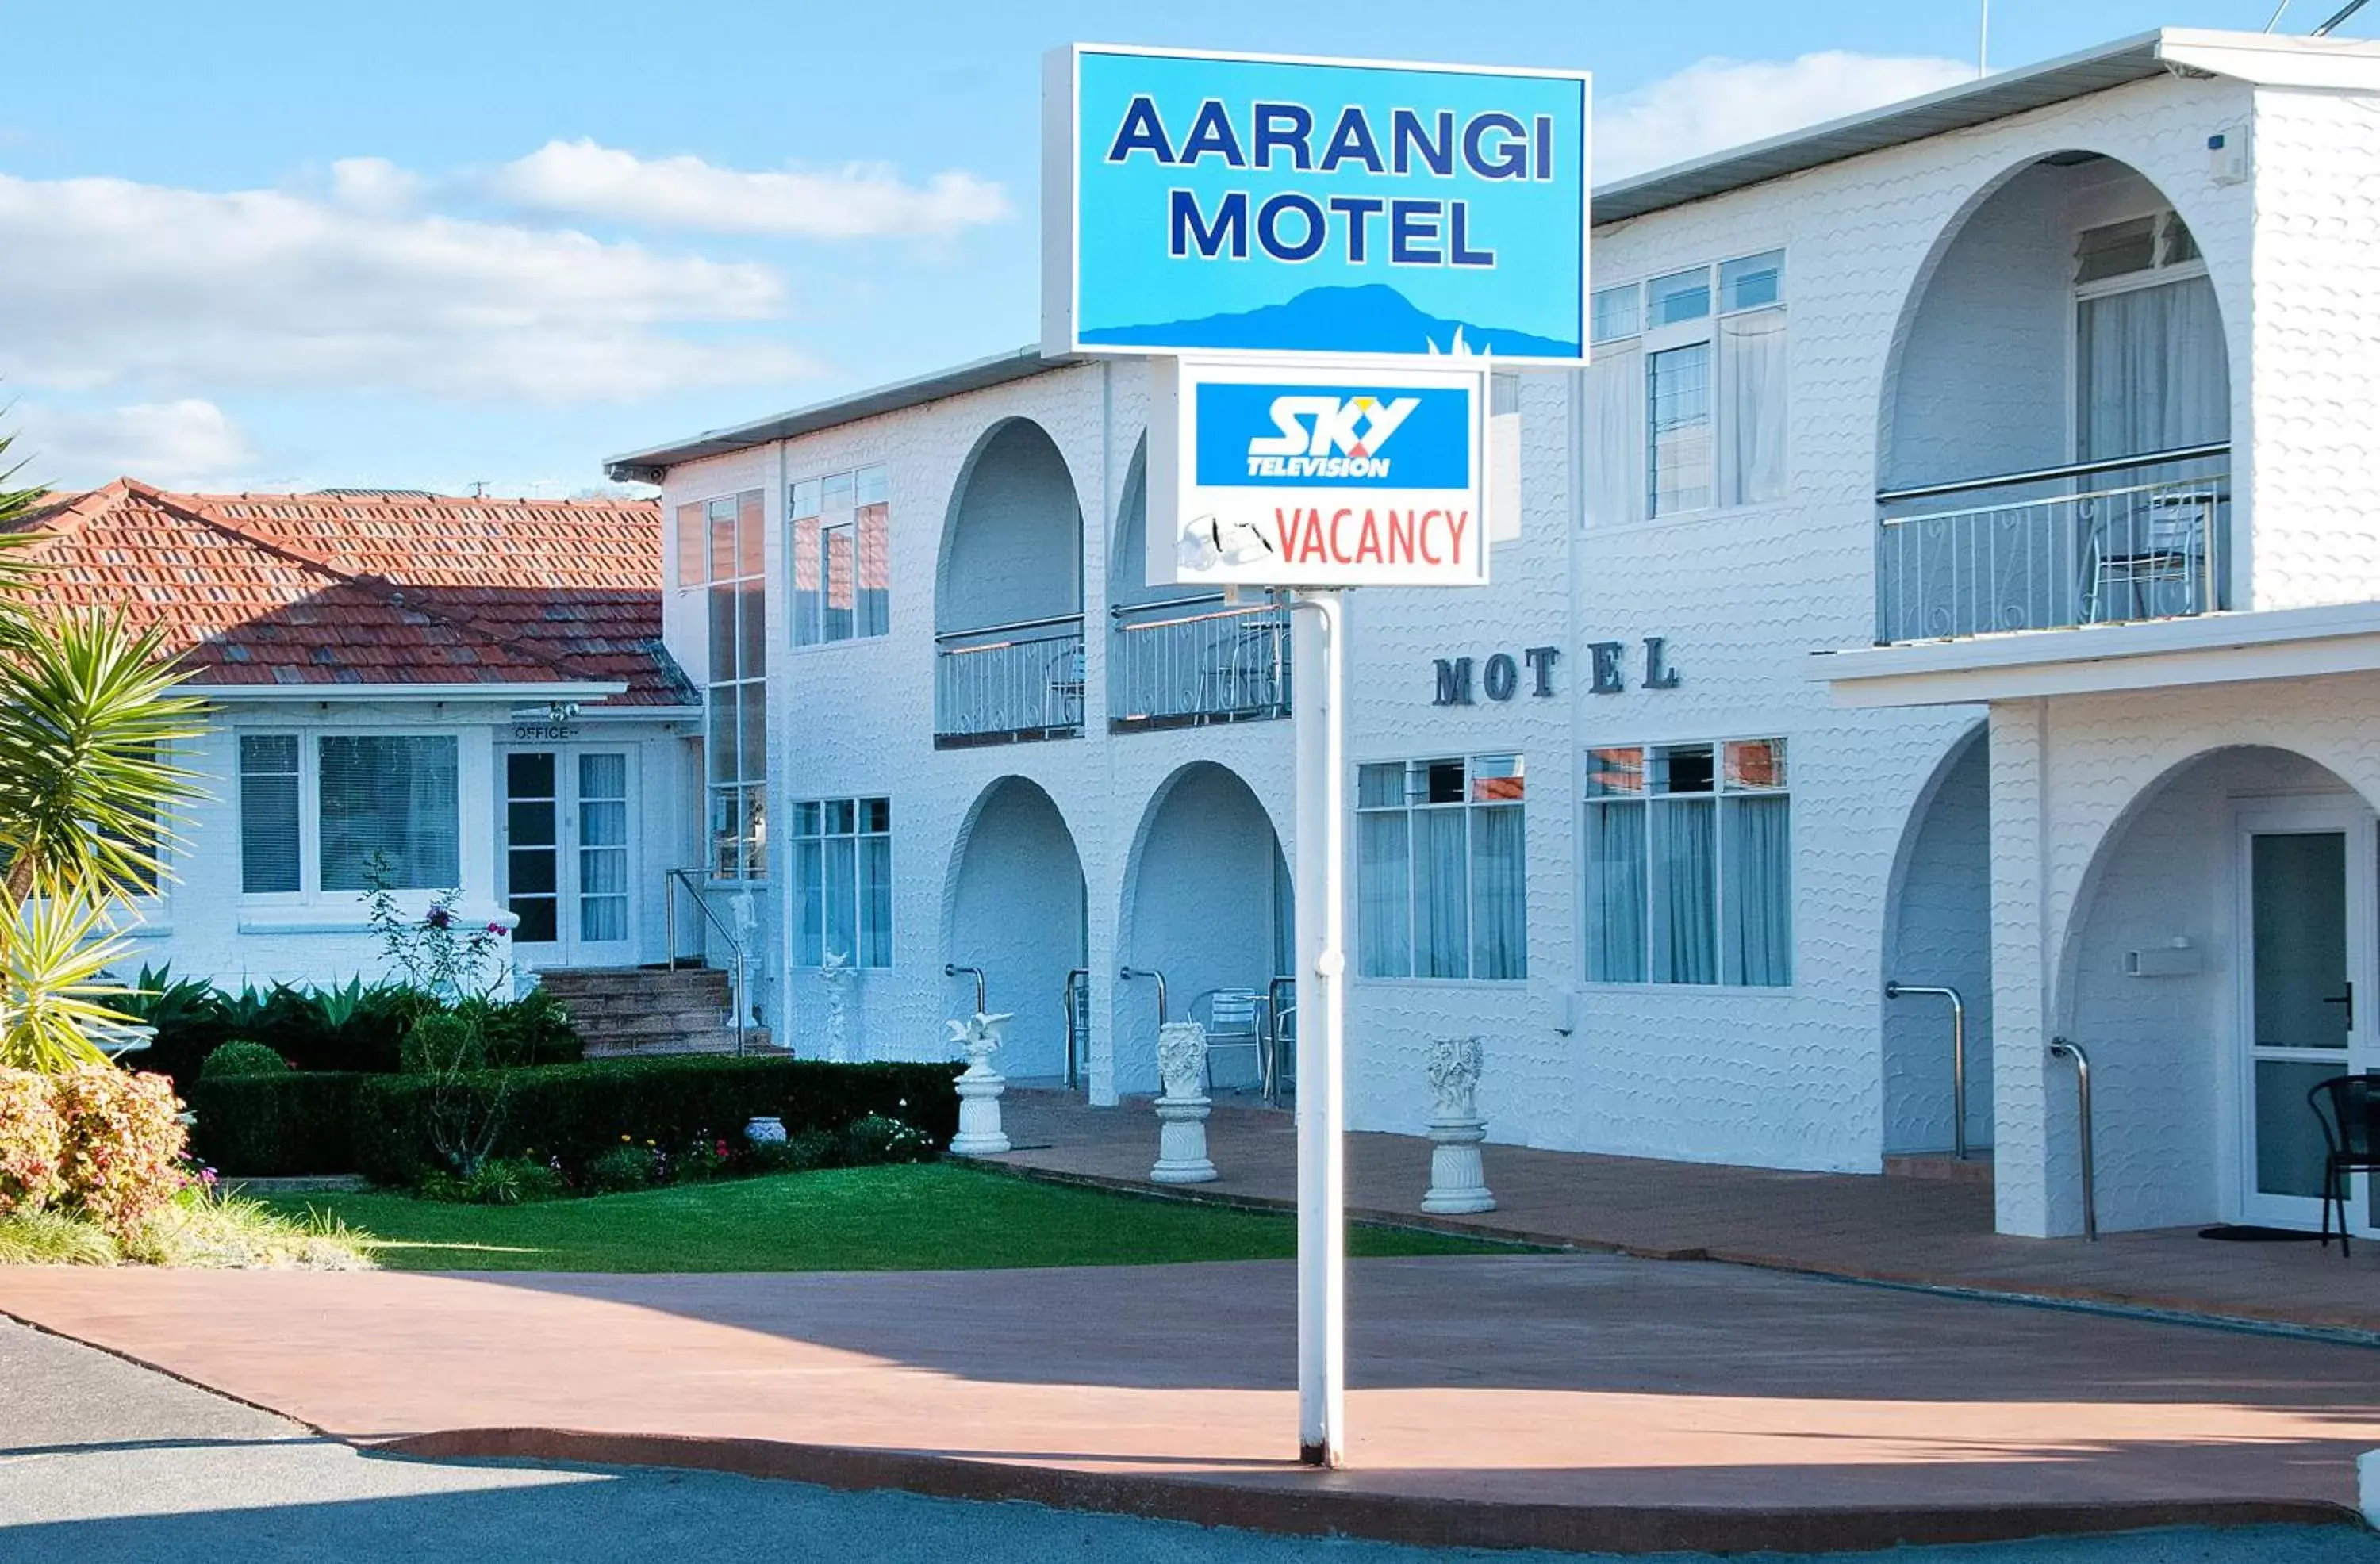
[{"left": 270, "top": 1162, "right": 1505, "bottom": 1273}]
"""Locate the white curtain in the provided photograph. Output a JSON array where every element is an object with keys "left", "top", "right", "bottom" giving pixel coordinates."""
[
  {"left": 1356, "top": 811, "right": 1411, "bottom": 978},
  {"left": 1587, "top": 343, "right": 1644, "bottom": 527},
  {"left": 1413, "top": 811, "right": 1471, "bottom": 979},
  {"left": 1718, "top": 309, "right": 1789, "bottom": 506},
  {"left": 793, "top": 838, "right": 823, "bottom": 965},
  {"left": 1653, "top": 799, "right": 1717, "bottom": 985},
  {"left": 1724, "top": 794, "right": 1792, "bottom": 987},
  {"left": 1468, "top": 805, "right": 1527, "bottom": 979},
  {"left": 1585, "top": 802, "right": 1646, "bottom": 983},
  {"left": 319, "top": 734, "right": 459, "bottom": 891},
  {"left": 822, "top": 835, "right": 857, "bottom": 961},
  {"left": 2079, "top": 275, "right": 2228, "bottom": 461}
]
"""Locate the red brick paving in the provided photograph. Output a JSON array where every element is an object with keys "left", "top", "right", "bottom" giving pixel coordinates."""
[{"left": 990, "top": 1091, "right": 2380, "bottom": 1336}]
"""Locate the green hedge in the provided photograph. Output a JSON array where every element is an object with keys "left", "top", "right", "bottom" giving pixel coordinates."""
[
  {"left": 185, "top": 1072, "right": 367, "bottom": 1177},
  {"left": 337, "top": 1057, "right": 962, "bottom": 1185}
]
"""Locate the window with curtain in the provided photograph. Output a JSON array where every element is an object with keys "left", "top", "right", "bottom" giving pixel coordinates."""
[
  {"left": 2072, "top": 212, "right": 2228, "bottom": 464},
  {"left": 790, "top": 465, "right": 890, "bottom": 646},
  {"left": 1587, "top": 248, "right": 1787, "bottom": 523},
  {"left": 700, "top": 489, "right": 768, "bottom": 880},
  {"left": 1355, "top": 756, "right": 1526, "bottom": 981},
  {"left": 318, "top": 734, "right": 460, "bottom": 891},
  {"left": 239, "top": 734, "right": 301, "bottom": 895},
  {"left": 1584, "top": 738, "right": 1790, "bottom": 987},
  {"left": 792, "top": 796, "right": 892, "bottom": 968}
]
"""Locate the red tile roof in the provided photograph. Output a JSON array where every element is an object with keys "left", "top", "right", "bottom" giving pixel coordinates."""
[{"left": 12, "top": 480, "right": 692, "bottom": 704}]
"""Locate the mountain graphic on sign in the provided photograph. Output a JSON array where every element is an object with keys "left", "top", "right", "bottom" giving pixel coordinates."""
[{"left": 1079, "top": 283, "right": 1575, "bottom": 358}]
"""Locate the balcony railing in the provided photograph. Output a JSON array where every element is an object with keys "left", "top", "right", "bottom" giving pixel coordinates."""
[
  {"left": 1875, "top": 444, "right": 2230, "bottom": 645},
  {"left": 1109, "top": 595, "right": 1292, "bottom": 731},
  {"left": 934, "top": 614, "right": 1084, "bottom": 748}
]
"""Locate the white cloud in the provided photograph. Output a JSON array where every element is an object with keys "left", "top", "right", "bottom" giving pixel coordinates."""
[
  {"left": 489, "top": 138, "right": 1012, "bottom": 239},
  {"left": 19, "top": 399, "right": 255, "bottom": 490},
  {"left": 0, "top": 171, "right": 812, "bottom": 404},
  {"left": 328, "top": 155, "right": 423, "bottom": 216},
  {"left": 1595, "top": 52, "right": 1977, "bottom": 182}
]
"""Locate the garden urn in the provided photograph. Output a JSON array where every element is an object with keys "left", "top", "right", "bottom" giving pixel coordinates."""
[
  {"left": 946, "top": 1010, "right": 1013, "bottom": 1156},
  {"left": 1150, "top": 1021, "right": 1217, "bottom": 1184},
  {"left": 1422, "top": 1037, "right": 1495, "bottom": 1214}
]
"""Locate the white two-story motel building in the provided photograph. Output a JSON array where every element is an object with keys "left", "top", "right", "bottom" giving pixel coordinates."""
[{"left": 610, "top": 29, "right": 2380, "bottom": 1241}]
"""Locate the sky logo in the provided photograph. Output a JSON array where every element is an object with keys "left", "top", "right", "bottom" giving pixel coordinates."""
[{"left": 1195, "top": 381, "right": 1471, "bottom": 489}]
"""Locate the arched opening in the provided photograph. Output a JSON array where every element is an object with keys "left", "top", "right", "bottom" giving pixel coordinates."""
[
  {"left": 1881, "top": 725, "right": 1993, "bottom": 1156},
  {"left": 1105, "top": 432, "right": 1291, "bottom": 732},
  {"left": 1875, "top": 151, "right": 2232, "bottom": 642},
  {"left": 943, "top": 776, "right": 1087, "bottom": 1083},
  {"left": 933, "top": 418, "right": 1085, "bottom": 746},
  {"left": 1115, "top": 761, "right": 1291, "bottom": 1095},
  {"left": 2056, "top": 745, "right": 2377, "bottom": 1237}
]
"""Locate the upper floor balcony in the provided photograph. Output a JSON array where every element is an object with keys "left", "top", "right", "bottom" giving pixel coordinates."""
[
  {"left": 1108, "top": 594, "right": 1290, "bottom": 731},
  {"left": 934, "top": 419, "right": 1085, "bottom": 748}
]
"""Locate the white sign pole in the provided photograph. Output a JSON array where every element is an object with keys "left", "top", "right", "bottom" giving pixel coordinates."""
[{"left": 1291, "top": 587, "right": 1347, "bottom": 1468}]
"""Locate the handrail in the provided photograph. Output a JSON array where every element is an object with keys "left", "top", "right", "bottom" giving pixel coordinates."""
[
  {"left": 1120, "top": 965, "right": 1168, "bottom": 1025},
  {"left": 1876, "top": 442, "right": 2230, "bottom": 506},
  {"left": 1111, "top": 592, "right": 1227, "bottom": 617},
  {"left": 1063, "top": 967, "right": 1089, "bottom": 1091},
  {"left": 1113, "top": 601, "right": 1283, "bottom": 634},
  {"left": 662, "top": 867, "right": 747, "bottom": 1058},
  {"left": 944, "top": 963, "right": 986, "bottom": 1018},
  {"left": 1266, "top": 973, "right": 1296, "bottom": 1109},
  {"left": 1886, "top": 981, "right": 1970, "bottom": 1160},
  {"left": 1879, "top": 471, "right": 2228, "bottom": 531},
  {"left": 2049, "top": 1037, "right": 2098, "bottom": 1242},
  {"left": 933, "top": 611, "right": 1085, "bottom": 644}
]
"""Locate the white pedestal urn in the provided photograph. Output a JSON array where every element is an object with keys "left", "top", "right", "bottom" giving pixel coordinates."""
[
  {"left": 820, "top": 948, "right": 854, "bottom": 1064},
  {"left": 1150, "top": 1021, "right": 1217, "bottom": 1184},
  {"left": 946, "top": 1010, "right": 1014, "bottom": 1157},
  {"left": 1422, "top": 1037, "right": 1496, "bottom": 1215}
]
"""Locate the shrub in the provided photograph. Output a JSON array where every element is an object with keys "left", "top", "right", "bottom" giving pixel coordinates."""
[
  {"left": 843, "top": 1112, "right": 935, "bottom": 1165},
  {"left": 399, "top": 1010, "right": 484, "bottom": 1075},
  {"left": 50, "top": 1068, "right": 188, "bottom": 1237},
  {"left": 0, "top": 1068, "right": 66, "bottom": 1216},
  {"left": 184, "top": 1072, "right": 363, "bottom": 1177},
  {"left": 199, "top": 1041, "right": 288, "bottom": 1079},
  {"left": 418, "top": 1155, "right": 568, "bottom": 1206},
  {"left": 465, "top": 987, "right": 583, "bottom": 1068},
  {"left": 584, "top": 1142, "right": 661, "bottom": 1194},
  {"left": 351, "top": 1056, "right": 960, "bottom": 1186}
]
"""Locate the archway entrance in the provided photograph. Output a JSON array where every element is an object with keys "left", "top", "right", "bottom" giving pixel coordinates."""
[
  {"left": 1117, "top": 762, "right": 1290, "bottom": 1097},
  {"left": 1882, "top": 726, "right": 1993, "bottom": 1158},
  {"left": 945, "top": 776, "right": 1087, "bottom": 1083}
]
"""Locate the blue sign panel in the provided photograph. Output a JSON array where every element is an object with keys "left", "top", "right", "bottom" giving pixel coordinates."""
[
  {"left": 1193, "top": 382, "right": 1472, "bottom": 489},
  {"left": 1045, "top": 46, "right": 1589, "bottom": 364}
]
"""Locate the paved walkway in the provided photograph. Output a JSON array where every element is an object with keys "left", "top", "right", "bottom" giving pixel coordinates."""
[
  {"left": 2, "top": 1254, "right": 2374, "bottom": 1554},
  {"left": 7, "top": 1317, "right": 2374, "bottom": 1564},
  {"left": 988, "top": 1092, "right": 2380, "bottom": 1336}
]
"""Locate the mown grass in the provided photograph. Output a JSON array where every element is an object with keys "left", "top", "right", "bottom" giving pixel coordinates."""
[{"left": 272, "top": 1161, "right": 1505, "bottom": 1273}]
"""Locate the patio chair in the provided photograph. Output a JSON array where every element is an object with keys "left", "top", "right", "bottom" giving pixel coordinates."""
[
  {"left": 2082, "top": 487, "right": 2212, "bottom": 623},
  {"left": 2309, "top": 1072, "right": 2380, "bottom": 1258},
  {"left": 1192, "top": 987, "right": 1268, "bottom": 1097}
]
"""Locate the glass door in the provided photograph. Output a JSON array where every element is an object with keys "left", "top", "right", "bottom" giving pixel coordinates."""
[
  {"left": 503, "top": 747, "right": 638, "bottom": 970},
  {"left": 2237, "top": 802, "right": 2375, "bottom": 1233}
]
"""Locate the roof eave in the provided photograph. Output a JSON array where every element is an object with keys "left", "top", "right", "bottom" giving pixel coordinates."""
[{"left": 182, "top": 680, "right": 631, "bottom": 702}]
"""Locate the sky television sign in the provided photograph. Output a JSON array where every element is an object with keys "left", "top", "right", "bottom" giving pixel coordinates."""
[{"left": 1042, "top": 44, "right": 1591, "bottom": 365}]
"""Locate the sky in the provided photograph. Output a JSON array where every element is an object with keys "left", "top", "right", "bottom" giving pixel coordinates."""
[{"left": 5, "top": 0, "right": 2369, "bottom": 497}]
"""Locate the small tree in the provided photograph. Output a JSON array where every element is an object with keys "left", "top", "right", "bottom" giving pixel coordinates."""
[{"left": 365, "top": 857, "right": 518, "bottom": 1177}]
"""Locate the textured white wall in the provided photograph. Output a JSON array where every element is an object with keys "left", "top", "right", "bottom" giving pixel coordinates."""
[
  {"left": 938, "top": 420, "right": 1084, "bottom": 631},
  {"left": 1883, "top": 726, "right": 1995, "bottom": 1156}
]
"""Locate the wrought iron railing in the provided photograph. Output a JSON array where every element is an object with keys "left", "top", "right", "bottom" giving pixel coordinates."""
[
  {"left": 1875, "top": 444, "right": 2229, "bottom": 645},
  {"left": 934, "top": 614, "right": 1085, "bottom": 747},
  {"left": 1108, "top": 595, "right": 1291, "bottom": 731}
]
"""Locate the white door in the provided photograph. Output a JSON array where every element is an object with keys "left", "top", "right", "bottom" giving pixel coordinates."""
[
  {"left": 503, "top": 748, "right": 638, "bottom": 970},
  {"left": 2236, "top": 799, "right": 2377, "bottom": 1235}
]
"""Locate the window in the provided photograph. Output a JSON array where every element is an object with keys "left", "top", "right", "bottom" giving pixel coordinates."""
[
  {"left": 790, "top": 465, "right": 889, "bottom": 646},
  {"left": 1356, "top": 756, "right": 1526, "bottom": 981},
  {"left": 236, "top": 731, "right": 461, "bottom": 896},
  {"left": 1584, "top": 738, "right": 1791, "bottom": 987},
  {"left": 693, "top": 490, "right": 767, "bottom": 879},
  {"left": 1588, "top": 249, "right": 1787, "bottom": 523},
  {"left": 2072, "top": 210, "right": 2226, "bottom": 463},
  {"left": 791, "top": 797, "right": 892, "bottom": 968}
]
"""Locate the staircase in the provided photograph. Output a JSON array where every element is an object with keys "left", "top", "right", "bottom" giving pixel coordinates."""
[{"left": 536, "top": 966, "right": 778, "bottom": 1060}]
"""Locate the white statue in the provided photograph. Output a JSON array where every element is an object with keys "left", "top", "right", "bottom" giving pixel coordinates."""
[
  {"left": 1422, "top": 1036, "right": 1495, "bottom": 1214},
  {"left": 820, "top": 947, "right": 854, "bottom": 1063},
  {"left": 1150, "top": 1020, "right": 1216, "bottom": 1184},
  {"left": 946, "top": 1010, "right": 1013, "bottom": 1156}
]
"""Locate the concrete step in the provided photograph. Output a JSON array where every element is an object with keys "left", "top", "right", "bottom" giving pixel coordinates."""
[
  {"left": 582, "top": 1029, "right": 779, "bottom": 1060},
  {"left": 1883, "top": 1152, "right": 1995, "bottom": 1186},
  {"left": 539, "top": 968, "right": 730, "bottom": 1001},
  {"left": 567, "top": 1012, "right": 739, "bottom": 1042}
]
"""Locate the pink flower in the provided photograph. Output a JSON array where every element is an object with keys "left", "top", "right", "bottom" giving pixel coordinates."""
[{"left": 486, "top": 922, "right": 506, "bottom": 935}]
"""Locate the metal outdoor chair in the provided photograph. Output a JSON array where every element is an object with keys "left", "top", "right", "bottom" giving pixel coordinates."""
[
  {"left": 2309, "top": 1071, "right": 2380, "bottom": 1258},
  {"left": 1192, "top": 987, "right": 1269, "bottom": 1097},
  {"left": 2082, "top": 487, "right": 2212, "bottom": 623}
]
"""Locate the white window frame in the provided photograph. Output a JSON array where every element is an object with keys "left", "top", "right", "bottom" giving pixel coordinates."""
[
  {"left": 1587, "top": 248, "right": 1789, "bottom": 526},
  {"left": 235, "top": 727, "right": 466, "bottom": 904},
  {"left": 789, "top": 795, "right": 893, "bottom": 969},
  {"left": 697, "top": 489, "right": 768, "bottom": 884},
  {"left": 1581, "top": 736, "right": 1793, "bottom": 990},
  {"left": 1355, "top": 753, "right": 1528, "bottom": 984},
  {"left": 788, "top": 464, "right": 890, "bottom": 650}
]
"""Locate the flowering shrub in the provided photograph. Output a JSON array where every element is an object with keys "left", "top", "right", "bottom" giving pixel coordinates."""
[
  {"left": 50, "top": 1067, "right": 189, "bottom": 1236},
  {"left": 584, "top": 1140, "right": 662, "bottom": 1194},
  {"left": 843, "top": 1114, "right": 934, "bottom": 1165},
  {"left": 0, "top": 1068, "right": 66, "bottom": 1216}
]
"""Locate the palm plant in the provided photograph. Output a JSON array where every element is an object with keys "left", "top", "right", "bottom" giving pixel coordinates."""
[{"left": 0, "top": 434, "right": 206, "bottom": 1070}]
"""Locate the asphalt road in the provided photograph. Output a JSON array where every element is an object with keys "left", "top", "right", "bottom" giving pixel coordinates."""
[{"left": 2, "top": 1316, "right": 2374, "bottom": 1564}]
